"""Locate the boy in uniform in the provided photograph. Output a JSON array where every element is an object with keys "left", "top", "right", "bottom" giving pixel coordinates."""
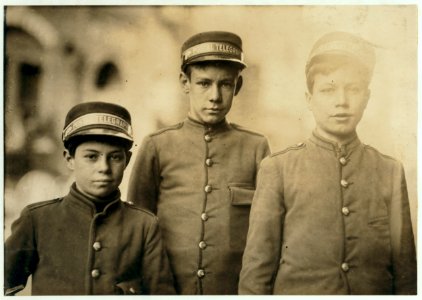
[
  {"left": 127, "top": 31, "right": 270, "bottom": 294},
  {"left": 5, "top": 101, "right": 175, "bottom": 295},
  {"left": 239, "top": 31, "right": 416, "bottom": 295}
]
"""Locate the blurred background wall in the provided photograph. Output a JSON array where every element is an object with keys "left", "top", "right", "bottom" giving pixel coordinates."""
[{"left": 3, "top": 5, "right": 417, "bottom": 289}]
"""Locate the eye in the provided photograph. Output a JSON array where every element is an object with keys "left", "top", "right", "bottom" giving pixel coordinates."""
[
  {"left": 319, "top": 86, "right": 335, "bottom": 93},
  {"left": 109, "top": 153, "right": 124, "bottom": 161},
  {"left": 347, "top": 86, "right": 363, "bottom": 94},
  {"left": 221, "top": 81, "right": 234, "bottom": 89},
  {"left": 197, "top": 81, "right": 210, "bottom": 88},
  {"left": 85, "top": 154, "right": 98, "bottom": 161}
]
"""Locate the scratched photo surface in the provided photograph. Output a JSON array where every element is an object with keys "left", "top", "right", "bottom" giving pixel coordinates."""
[{"left": 3, "top": 5, "right": 417, "bottom": 295}]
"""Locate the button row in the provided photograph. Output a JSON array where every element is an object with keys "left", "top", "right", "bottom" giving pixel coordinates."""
[
  {"left": 341, "top": 207, "right": 350, "bottom": 216},
  {"left": 341, "top": 262, "right": 350, "bottom": 272},
  {"left": 340, "top": 179, "right": 349, "bottom": 188},
  {"left": 199, "top": 241, "right": 207, "bottom": 249},
  {"left": 91, "top": 269, "right": 101, "bottom": 278},
  {"left": 205, "top": 158, "right": 213, "bottom": 167},
  {"left": 197, "top": 269, "right": 205, "bottom": 278}
]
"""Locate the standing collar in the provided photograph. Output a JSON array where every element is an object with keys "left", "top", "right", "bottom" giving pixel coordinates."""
[
  {"left": 309, "top": 130, "right": 361, "bottom": 156},
  {"left": 185, "top": 116, "right": 231, "bottom": 133},
  {"left": 67, "top": 182, "right": 121, "bottom": 214}
]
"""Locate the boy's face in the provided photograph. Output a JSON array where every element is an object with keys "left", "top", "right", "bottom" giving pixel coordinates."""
[
  {"left": 180, "top": 64, "right": 241, "bottom": 125},
  {"left": 306, "top": 64, "right": 370, "bottom": 144},
  {"left": 64, "top": 141, "right": 129, "bottom": 199}
]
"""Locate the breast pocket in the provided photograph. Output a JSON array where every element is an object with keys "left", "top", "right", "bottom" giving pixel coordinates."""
[{"left": 228, "top": 184, "right": 255, "bottom": 252}]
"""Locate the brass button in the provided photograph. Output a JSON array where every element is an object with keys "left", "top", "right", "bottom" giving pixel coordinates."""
[
  {"left": 199, "top": 241, "right": 207, "bottom": 249},
  {"left": 204, "top": 185, "right": 212, "bottom": 193},
  {"left": 341, "top": 263, "right": 350, "bottom": 272},
  {"left": 342, "top": 207, "right": 350, "bottom": 216},
  {"left": 197, "top": 269, "right": 205, "bottom": 278},
  {"left": 205, "top": 158, "right": 213, "bottom": 167},
  {"left": 91, "top": 269, "right": 101, "bottom": 278},
  {"left": 339, "top": 157, "right": 347, "bottom": 165},
  {"left": 93, "top": 241, "right": 102, "bottom": 251},
  {"left": 129, "top": 287, "right": 136, "bottom": 294},
  {"left": 204, "top": 134, "right": 212, "bottom": 142},
  {"left": 201, "top": 213, "right": 209, "bottom": 221},
  {"left": 340, "top": 179, "right": 349, "bottom": 188}
]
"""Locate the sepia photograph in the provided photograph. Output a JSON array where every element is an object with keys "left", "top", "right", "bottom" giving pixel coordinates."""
[{"left": 2, "top": 2, "right": 418, "bottom": 296}]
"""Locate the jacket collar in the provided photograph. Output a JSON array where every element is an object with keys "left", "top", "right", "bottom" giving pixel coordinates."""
[
  {"left": 66, "top": 182, "right": 121, "bottom": 215},
  {"left": 309, "top": 130, "right": 361, "bottom": 157},
  {"left": 185, "top": 116, "right": 231, "bottom": 134}
]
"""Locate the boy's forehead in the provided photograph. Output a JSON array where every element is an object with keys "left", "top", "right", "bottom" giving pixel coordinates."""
[{"left": 76, "top": 139, "right": 125, "bottom": 151}]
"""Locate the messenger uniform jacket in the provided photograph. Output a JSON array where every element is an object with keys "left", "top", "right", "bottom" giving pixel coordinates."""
[
  {"left": 239, "top": 132, "right": 416, "bottom": 295},
  {"left": 127, "top": 117, "right": 270, "bottom": 295},
  {"left": 4, "top": 183, "right": 175, "bottom": 295}
]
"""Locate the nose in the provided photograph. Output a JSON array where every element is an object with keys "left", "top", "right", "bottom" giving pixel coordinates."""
[
  {"left": 97, "top": 155, "right": 111, "bottom": 173},
  {"left": 335, "top": 88, "right": 349, "bottom": 107},
  {"left": 209, "top": 83, "right": 222, "bottom": 103}
]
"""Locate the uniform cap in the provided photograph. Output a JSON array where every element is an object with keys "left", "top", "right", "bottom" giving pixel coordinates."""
[
  {"left": 181, "top": 31, "right": 247, "bottom": 70},
  {"left": 62, "top": 101, "right": 133, "bottom": 144},
  {"left": 306, "top": 31, "right": 376, "bottom": 76}
]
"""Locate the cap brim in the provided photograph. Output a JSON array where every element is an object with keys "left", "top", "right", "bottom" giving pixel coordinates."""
[
  {"left": 184, "top": 55, "right": 247, "bottom": 69},
  {"left": 65, "top": 128, "right": 133, "bottom": 142}
]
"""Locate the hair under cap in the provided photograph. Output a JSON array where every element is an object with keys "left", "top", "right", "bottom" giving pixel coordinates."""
[
  {"left": 306, "top": 31, "right": 376, "bottom": 77},
  {"left": 62, "top": 101, "right": 133, "bottom": 146},
  {"left": 181, "top": 31, "right": 247, "bottom": 71}
]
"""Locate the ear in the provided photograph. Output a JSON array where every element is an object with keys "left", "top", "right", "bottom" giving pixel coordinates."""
[
  {"left": 305, "top": 91, "right": 313, "bottom": 111},
  {"left": 125, "top": 151, "right": 132, "bottom": 167},
  {"left": 234, "top": 75, "right": 243, "bottom": 96},
  {"left": 63, "top": 149, "right": 75, "bottom": 171},
  {"left": 179, "top": 72, "right": 190, "bottom": 94}
]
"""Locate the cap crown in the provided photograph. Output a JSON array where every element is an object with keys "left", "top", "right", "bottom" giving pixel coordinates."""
[
  {"left": 62, "top": 101, "right": 133, "bottom": 144},
  {"left": 306, "top": 31, "right": 376, "bottom": 76},
  {"left": 181, "top": 31, "right": 247, "bottom": 70}
]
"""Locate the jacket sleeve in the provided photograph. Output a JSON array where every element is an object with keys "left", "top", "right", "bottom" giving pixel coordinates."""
[
  {"left": 127, "top": 136, "right": 160, "bottom": 213},
  {"left": 4, "top": 207, "right": 38, "bottom": 295},
  {"left": 389, "top": 163, "right": 417, "bottom": 294},
  {"left": 141, "top": 218, "right": 175, "bottom": 295},
  {"left": 239, "top": 156, "right": 285, "bottom": 295},
  {"left": 255, "top": 137, "right": 271, "bottom": 172}
]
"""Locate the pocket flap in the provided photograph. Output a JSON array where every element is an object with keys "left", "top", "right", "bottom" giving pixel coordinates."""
[{"left": 229, "top": 185, "right": 255, "bottom": 205}]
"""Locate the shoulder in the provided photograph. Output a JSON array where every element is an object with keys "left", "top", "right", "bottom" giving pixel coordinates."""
[
  {"left": 270, "top": 141, "right": 307, "bottom": 158},
  {"left": 149, "top": 122, "right": 184, "bottom": 138},
  {"left": 362, "top": 143, "right": 403, "bottom": 168},
  {"left": 25, "top": 198, "right": 63, "bottom": 212},
  {"left": 230, "top": 123, "right": 267, "bottom": 138},
  {"left": 122, "top": 201, "right": 159, "bottom": 222}
]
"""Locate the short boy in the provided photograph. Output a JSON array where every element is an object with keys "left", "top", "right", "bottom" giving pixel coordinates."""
[
  {"left": 4, "top": 101, "right": 175, "bottom": 295},
  {"left": 127, "top": 31, "right": 270, "bottom": 294},
  {"left": 239, "top": 32, "right": 416, "bottom": 295}
]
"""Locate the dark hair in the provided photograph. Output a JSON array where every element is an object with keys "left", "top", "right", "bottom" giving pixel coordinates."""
[
  {"left": 65, "top": 135, "right": 132, "bottom": 157},
  {"left": 183, "top": 61, "right": 243, "bottom": 79},
  {"left": 306, "top": 54, "right": 371, "bottom": 93}
]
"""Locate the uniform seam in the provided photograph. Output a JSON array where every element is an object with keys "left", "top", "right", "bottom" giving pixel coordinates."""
[
  {"left": 149, "top": 122, "right": 184, "bottom": 137},
  {"left": 270, "top": 143, "right": 306, "bottom": 157},
  {"left": 26, "top": 198, "right": 62, "bottom": 211},
  {"left": 123, "top": 203, "right": 159, "bottom": 220},
  {"left": 363, "top": 144, "right": 398, "bottom": 162},
  {"left": 230, "top": 123, "right": 266, "bottom": 137}
]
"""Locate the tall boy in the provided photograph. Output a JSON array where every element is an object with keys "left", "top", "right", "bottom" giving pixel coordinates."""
[
  {"left": 239, "top": 32, "right": 416, "bottom": 295},
  {"left": 127, "top": 31, "right": 270, "bottom": 294},
  {"left": 5, "top": 102, "right": 175, "bottom": 295}
]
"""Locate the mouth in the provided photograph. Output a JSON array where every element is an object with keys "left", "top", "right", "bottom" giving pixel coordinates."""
[
  {"left": 205, "top": 108, "right": 222, "bottom": 114},
  {"left": 93, "top": 179, "right": 113, "bottom": 184},
  {"left": 332, "top": 113, "right": 353, "bottom": 120}
]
